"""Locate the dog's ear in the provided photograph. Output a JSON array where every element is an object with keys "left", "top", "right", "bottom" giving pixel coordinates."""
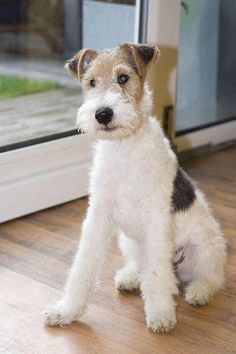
[
  {"left": 120, "top": 43, "right": 160, "bottom": 77},
  {"left": 65, "top": 48, "right": 98, "bottom": 80}
]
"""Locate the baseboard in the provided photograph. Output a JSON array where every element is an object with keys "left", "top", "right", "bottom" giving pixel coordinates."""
[{"left": 175, "top": 119, "right": 236, "bottom": 153}]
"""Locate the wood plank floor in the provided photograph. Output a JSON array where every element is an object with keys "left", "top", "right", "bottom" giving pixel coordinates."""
[{"left": 0, "top": 146, "right": 236, "bottom": 354}]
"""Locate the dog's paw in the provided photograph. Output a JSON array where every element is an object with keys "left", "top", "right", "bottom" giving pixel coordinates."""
[
  {"left": 185, "top": 281, "right": 214, "bottom": 306},
  {"left": 43, "top": 301, "right": 80, "bottom": 327},
  {"left": 115, "top": 266, "right": 140, "bottom": 292},
  {"left": 146, "top": 309, "right": 177, "bottom": 333}
]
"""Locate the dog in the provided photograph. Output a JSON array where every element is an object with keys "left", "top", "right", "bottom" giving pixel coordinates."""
[{"left": 44, "top": 43, "right": 227, "bottom": 333}]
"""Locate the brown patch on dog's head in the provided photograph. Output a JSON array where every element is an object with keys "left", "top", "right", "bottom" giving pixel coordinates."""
[
  {"left": 65, "top": 43, "right": 159, "bottom": 83},
  {"left": 120, "top": 43, "right": 160, "bottom": 78},
  {"left": 66, "top": 44, "right": 159, "bottom": 105},
  {"left": 65, "top": 48, "right": 98, "bottom": 80}
]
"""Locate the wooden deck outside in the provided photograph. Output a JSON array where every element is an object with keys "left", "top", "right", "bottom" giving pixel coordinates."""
[
  {"left": 0, "top": 145, "right": 236, "bottom": 353},
  {"left": 0, "top": 88, "right": 82, "bottom": 148},
  {"left": 0, "top": 56, "right": 82, "bottom": 149}
]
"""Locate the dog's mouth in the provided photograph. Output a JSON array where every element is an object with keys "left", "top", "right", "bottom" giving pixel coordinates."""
[{"left": 104, "top": 126, "right": 118, "bottom": 132}]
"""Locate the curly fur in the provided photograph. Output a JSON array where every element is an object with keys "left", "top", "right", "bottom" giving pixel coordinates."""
[{"left": 44, "top": 44, "right": 227, "bottom": 333}]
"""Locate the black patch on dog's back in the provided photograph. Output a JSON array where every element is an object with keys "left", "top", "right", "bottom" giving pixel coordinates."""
[{"left": 172, "top": 167, "right": 196, "bottom": 212}]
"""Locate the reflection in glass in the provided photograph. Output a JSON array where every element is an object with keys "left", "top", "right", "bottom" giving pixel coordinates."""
[
  {"left": 0, "top": 0, "right": 136, "bottom": 150},
  {"left": 176, "top": 0, "right": 236, "bottom": 133}
]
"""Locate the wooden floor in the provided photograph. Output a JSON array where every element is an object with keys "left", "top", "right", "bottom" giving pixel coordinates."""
[{"left": 0, "top": 146, "right": 236, "bottom": 354}]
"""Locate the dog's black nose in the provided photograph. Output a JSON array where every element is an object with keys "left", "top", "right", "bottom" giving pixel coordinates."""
[{"left": 95, "top": 107, "right": 113, "bottom": 125}]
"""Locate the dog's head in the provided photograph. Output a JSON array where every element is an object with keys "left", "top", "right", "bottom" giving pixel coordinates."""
[{"left": 65, "top": 43, "right": 160, "bottom": 140}]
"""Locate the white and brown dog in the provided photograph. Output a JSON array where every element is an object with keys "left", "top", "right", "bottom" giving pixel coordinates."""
[{"left": 44, "top": 43, "right": 227, "bottom": 333}]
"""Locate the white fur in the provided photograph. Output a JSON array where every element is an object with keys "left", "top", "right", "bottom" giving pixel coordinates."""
[{"left": 44, "top": 82, "right": 227, "bottom": 333}]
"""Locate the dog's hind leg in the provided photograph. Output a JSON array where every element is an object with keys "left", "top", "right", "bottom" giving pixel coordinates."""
[
  {"left": 174, "top": 190, "right": 227, "bottom": 307},
  {"left": 184, "top": 237, "right": 227, "bottom": 306},
  {"left": 182, "top": 208, "right": 227, "bottom": 306},
  {"left": 115, "top": 232, "right": 142, "bottom": 292}
]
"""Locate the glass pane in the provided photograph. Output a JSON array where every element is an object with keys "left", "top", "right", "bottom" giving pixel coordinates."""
[
  {"left": 176, "top": 0, "right": 236, "bottom": 133},
  {"left": 0, "top": 0, "right": 136, "bottom": 151},
  {"left": 83, "top": 0, "right": 136, "bottom": 50}
]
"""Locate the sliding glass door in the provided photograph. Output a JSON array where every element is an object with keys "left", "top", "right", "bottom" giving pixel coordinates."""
[
  {"left": 0, "top": 0, "right": 80, "bottom": 152},
  {"left": 176, "top": 0, "right": 236, "bottom": 134},
  {"left": 4, "top": 0, "right": 233, "bottom": 222},
  {"left": 146, "top": 0, "right": 236, "bottom": 152},
  {"left": 0, "top": 0, "right": 137, "bottom": 152}
]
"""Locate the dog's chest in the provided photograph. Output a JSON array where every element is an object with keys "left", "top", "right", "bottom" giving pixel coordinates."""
[
  {"left": 98, "top": 143, "right": 155, "bottom": 194},
  {"left": 92, "top": 141, "right": 162, "bottom": 236},
  {"left": 108, "top": 160, "right": 148, "bottom": 236}
]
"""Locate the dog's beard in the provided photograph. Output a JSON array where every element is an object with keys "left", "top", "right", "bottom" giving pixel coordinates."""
[{"left": 76, "top": 91, "right": 142, "bottom": 140}]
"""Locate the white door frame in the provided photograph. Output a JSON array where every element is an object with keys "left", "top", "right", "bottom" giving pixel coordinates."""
[{"left": 0, "top": 134, "right": 92, "bottom": 223}]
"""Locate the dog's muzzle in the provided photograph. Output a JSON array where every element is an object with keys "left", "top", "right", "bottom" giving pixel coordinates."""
[{"left": 95, "top": 107, "right": 113, "bottom": 126}]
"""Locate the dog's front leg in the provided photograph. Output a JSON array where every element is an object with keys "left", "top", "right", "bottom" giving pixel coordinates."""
[
  {"left": 141, "top": 214, "right": 178, "bottom": 333},
  {"left": 44, "top": 206, "right": 113, "bottom": 326}
]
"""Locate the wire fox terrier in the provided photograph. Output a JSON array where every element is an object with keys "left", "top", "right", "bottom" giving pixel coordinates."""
[{"left": 44, "top": 43, "right": 227, "bottom": 333}]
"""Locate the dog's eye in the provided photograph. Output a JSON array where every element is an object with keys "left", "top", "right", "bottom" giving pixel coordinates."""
[
  {"left": 90, "top": 79, "right": 96, "bottom": 87},
  {"left": 117, "top": 74, "right": 129, "bottom": 85}
]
